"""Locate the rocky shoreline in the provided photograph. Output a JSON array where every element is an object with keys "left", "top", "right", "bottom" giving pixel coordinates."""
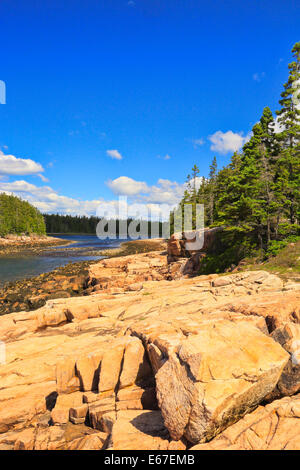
[
  {"left": 0, "top": 242, "right": 300, "bottom": 450},
  {"left": 0, "top": 238, "right": 167, "bottom": 316},
  {"left": 0, "top": 234, "right": 71, "bottom": 256}
]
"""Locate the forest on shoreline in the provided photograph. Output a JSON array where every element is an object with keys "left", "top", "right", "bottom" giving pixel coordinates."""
[
  {"left": 44, "top": 213, "right": 165, "bottom": 238},
  {"left": 0, "top": 193, "right": 46, "bottom": 237},
  {"left": 170, "top": 42, "right": 300, "bottom": 272}
]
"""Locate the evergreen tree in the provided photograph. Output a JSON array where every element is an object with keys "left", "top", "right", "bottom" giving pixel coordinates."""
[
  {"left": 207, "top": 156, "right": 217, "bottom": 225},
  {"left": 170, "top": 42, "right": 300, "bottom": 271},
  {"left": 276, "top": 41, "right": 300, "bottom": 225},
  {"left": 0, "top": 194, "right": 46, "bottom": 237}
]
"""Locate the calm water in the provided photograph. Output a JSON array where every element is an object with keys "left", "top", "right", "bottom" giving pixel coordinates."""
[{"left": 0, "top": 234, "right": 126, "bottom": 285}]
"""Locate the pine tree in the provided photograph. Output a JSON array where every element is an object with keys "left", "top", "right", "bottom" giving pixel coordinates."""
[
  {"left": 207, "top": 156, "right": 217, "bottom": 225},
  {"left": 258, "top": 107, "right": 279, "bottom": 244},
  {"left": 214, "top": 151, "right": 243, "bottom": 228},
  {"left": 191, "top": 164, "right": 200, "bottom": 206},
  {"left": 276, "top": 41, "right": 300, "bottom": 226}
]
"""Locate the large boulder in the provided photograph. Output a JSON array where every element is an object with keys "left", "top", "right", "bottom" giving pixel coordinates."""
[
  {"left": 107, "top": 410, "right": 186, "bottom": 450},
  {"left": 132, "top": 319, "right": 289, "bottom": 444},
  {"left": 191, "top": 393, "right": 300, "bottom": 450},
  {"left": 167, "top": 227, "right": 223, "bottom": 258}
]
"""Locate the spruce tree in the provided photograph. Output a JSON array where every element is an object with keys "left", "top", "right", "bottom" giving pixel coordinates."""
[
  {"left": 207, "top": 156, "right": 217, "bottom": 225},
  {"left": 258, "top": 107, "right": 277, "bottom": 244},
  {"left": 276, "top": 41, "right": 300, "bottom": 226}
]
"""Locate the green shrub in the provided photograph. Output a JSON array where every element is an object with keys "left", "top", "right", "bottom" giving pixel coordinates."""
[
  {"left": 265, "top": 235, "right": 300, "bottom": 258},
  {"left": 198, "top": 228, "right": 258, "bottom": 274}
]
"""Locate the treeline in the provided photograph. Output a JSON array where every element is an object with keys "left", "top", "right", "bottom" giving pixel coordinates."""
[
  {"left": 44, "top": 214, "right": 101, "bottom": 234},
  {"left": 171, "top": 42, "right": 300, "bottom": 270},
  {"left": 0, "top": 194, "right": 46, "bottom": 237},
  {"left": 44, "top": 213, "right": 165, "bottom": 237}
]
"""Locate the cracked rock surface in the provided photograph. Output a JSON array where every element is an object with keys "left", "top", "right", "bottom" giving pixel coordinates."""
[{"left": 0, "top": 251, "right": 299, "bottom": 450}]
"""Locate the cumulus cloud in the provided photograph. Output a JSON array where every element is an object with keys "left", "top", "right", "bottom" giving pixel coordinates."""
[
  {"left": 0, "top": 172, "right": 203, "bottom": 221},
  {"left": 0, "top": 177, "right": 183, "bottom": 221},
  {"left": 0, "top": 180, "right": 102, "bottom": 216},
  {"left": 0, "top": 151, "right": 45, "bottom": 176},
  {"left": 208, "top": 130, "right": 251, "bottom": 154},
  {"left": 106, "top": 149, "right": 123, "bottom": 160},
  {"left": 142, "top": 179, "right": 185, "bottom": 205},
  {"left": 106, "top": 176, "right": 192, "bottom": 206},
  {"left": 106, "top": 176, "right": 148, "bottom": 196}
]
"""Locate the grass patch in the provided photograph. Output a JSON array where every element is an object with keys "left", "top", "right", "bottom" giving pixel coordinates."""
[{"left": 237, "top": 239, "right": 300, "bottom": 281}]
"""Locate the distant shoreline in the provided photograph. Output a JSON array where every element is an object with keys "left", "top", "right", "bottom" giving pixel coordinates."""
[{"left": 0, "top": 234, "right": 72, "bottom": 255}]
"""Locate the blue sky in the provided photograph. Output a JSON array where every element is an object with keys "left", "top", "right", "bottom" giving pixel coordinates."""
[{"left": 0, "top": 0, "right": 299, "bottom": 217}]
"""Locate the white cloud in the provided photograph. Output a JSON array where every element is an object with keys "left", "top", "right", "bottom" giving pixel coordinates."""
[
  {"left": 143, "top": 179, "right": 186, "bottom": 205},
  {"left": 0, "top": 178, "right": 181, "bottom": 220},
  {"left": 38, "top": 173, "right": 49, "bottom": 183},
  {"left": 253, "top": 72, "right": 265, "bottom": 82},
  {"left": 0, "top": 172, "right": 205, "bottom": 221},
  {"left": 106, "top": 176, "right": 194, "bottom": 206},
  {"left": 157, "top": 154, "right": 171, "bottom": 160},
  {"left": 0, "top": 151, "right": 45, "bottom": 176},
  {"left": 106, "top": 176, "right": 148, "bottom": 196},
  {"left": 208, "top": 130, "right": 251, "bottom": 154},
  {"left": 0, "top": 180, "right": 102, "bottom": 216},
  {"left": 97, "top": 199, "right": 174, "bottom": 221},
  {"left": 184, "top": 176, "right": 203, "bottom": 191},
  {"left": 191, "top": 138, "right": 205, "bottom": 148},
  {"left": 106, "top": 149, "right": 123, "bottom": 160}
]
